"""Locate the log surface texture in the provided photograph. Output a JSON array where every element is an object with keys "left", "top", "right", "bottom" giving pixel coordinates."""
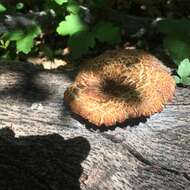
[{"left": 0, "top": 61, "right": 189, "bottom": 190}]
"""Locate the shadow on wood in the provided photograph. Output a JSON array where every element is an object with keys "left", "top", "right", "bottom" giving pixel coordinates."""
[
  {"left": 63, "top": 102, "right": 148, "bottom": 131},
  {"left": 0, "top": 127, "right": 90, "bottom": 190},
  {"left": 0, "top": 61, "right": 78, "bottom": 103},
  {"left": 0, "top": 61, "right": 51, "bottom": 102}
]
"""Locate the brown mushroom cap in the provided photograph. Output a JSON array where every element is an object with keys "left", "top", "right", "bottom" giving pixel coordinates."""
[{"left": 64, "top": 49, "right": 175, "bottom": 126}]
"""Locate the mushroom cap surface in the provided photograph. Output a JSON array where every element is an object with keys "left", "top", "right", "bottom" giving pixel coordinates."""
[{"left": 64, "top": 49, "right": 175, "bottom": 126}]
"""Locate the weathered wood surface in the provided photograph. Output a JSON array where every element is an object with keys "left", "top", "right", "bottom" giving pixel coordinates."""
[{"left": 0, "top": 61, "right": 190, "bottom": 190}]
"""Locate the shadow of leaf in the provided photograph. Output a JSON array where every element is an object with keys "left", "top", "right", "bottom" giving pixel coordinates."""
[{"left": 0, "top": 61, "right": 51, "bottom": 103}]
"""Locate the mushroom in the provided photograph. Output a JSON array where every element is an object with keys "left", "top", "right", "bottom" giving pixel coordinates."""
[{"left": 64, "top": 49, "right": 175, "bottom": 127}]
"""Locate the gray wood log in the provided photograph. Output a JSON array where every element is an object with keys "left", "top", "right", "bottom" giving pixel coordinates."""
[{"left": 0, "top": 61, "right": 189, "bottom": 190}]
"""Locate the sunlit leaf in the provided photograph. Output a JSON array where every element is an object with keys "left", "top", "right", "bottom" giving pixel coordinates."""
[
  {"left": 16, "top": 35, "right": 34, "bottom": 54},
  {"left": 182, "top": 77, "right": 190, "bottom": 85},
  {"left": 4, "top": 24, "right": 41, "bottom": 54},
  {"left": 177, "top": 58, "right": 190, "bottom": 78},
  {"left": 54, "top": 0, "right": 68, "bottom": 5},
  {"left": 0, "top": 3, "right": 6, "bottom": 12},
  {"left": 17, "top": 25, "right": 41, "bottom": 54},
  {"left": 56, "top": 14, "right": 87, "bottom": 36},
  {"left": 174, "top": 75, "right": 181, "bottom": 84}
]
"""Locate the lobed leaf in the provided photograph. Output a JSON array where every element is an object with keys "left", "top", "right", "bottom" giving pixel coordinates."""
[
  {"left": 177, "top": 58, "right": 190, "bottom": 78},
  {"left": 16, "top": 35, "right": 34, "bottom": 54},
  {"left": 4, "top": 24, "right": 41, "bottom": 54},
  {"left": 182, "top": 77, "right": 190, "bottom": 85},
  {"left": 93, "top": 22, "right": 121, "bottom": 44},
  {"left": 66, "top": 0, "right": 80, "bottom": 14},
  {"left": 174, "top": 75, "right": 181, "bottom": 84},
  {"left": 68, "top": 31, "right": 95, "bottom": 58},
  {"left": 56, "top": 14, "right": 87, "bottom": 36},
  {"left": 4, "top": 30, "right": 24, "bottom": 41},
  {"left": 0, "top": 3, "right": 6, "bottom": 12},
  {"left": 54, "top": 0, "right": 68, "bottom": 5},
  {"left": 163, "top": 36, "right": 190, "bottom": 65},
  {"left": 158, "top": 19, "right": 190, "bottom": 35}
]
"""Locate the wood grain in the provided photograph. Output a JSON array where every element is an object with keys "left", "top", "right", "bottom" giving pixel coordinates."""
[{"left": 0, "top": 61, "right": 189, "bottom": 190}]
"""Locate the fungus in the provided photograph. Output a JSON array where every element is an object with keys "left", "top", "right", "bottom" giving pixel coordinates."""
[{"left": 64, "top": 49, "right": 175, "bottom": 127}]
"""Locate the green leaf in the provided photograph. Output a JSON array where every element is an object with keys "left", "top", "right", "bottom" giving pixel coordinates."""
[
  {"left": 157, "top": 19, "right": 190, "bottom": 35},
  {"left": 54, "top": 0, "right": 68, "bottom": 5},
  {"left": 0, "top": 40, "right": 10, "bottom": 49},
  {"left": 0, "top": 3, "right": 6, "bottom": 12},
  {"left": 174, "top": 75, "right": 181, "bottom": 84},
  {"left": 4, "top": 30, "right": 24, "bottom": 41},
  {"left": 16, "top": 2, "right": 24, "bottom": 10},
  {"left": 68, "top": 31, "right": 95, "bottom": 58},
  {"left": 66, "top": 1, "right": 80, "bottom": 14},
  {"left": 163, "top": 36, "right": 190, "bottom": 65},
  {"left": 56, "top": 14, "right": 87, "bottom": 36},
  {"left": 16, "top": 35, "right": 34, "bottom": 54},
  {"left": 158, "top": 19, "right": 190, "bottom": 65},
  {"left": 5, "top": 25, "right": 41, "bottom": 54},
  {"left": 4, "top": 40, "right": 10, "bottom": 48},
  {"left": 93, "top": 22, "right": 121, "bottom": 44},
  {"left": 177, "top": 58, "right": 190, "bottom": 78},
  {"left": 17, "top": 25, "right": 41, "bottom": 54},
  {"left": 182, "top": 77, "right": 190, "bottom": 85}
]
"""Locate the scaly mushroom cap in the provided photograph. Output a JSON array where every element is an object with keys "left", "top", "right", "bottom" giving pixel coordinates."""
[{"left": 64, "top": 49, "right": 175, "bottom": 126}]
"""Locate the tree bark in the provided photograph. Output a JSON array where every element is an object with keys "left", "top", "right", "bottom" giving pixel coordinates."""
[{"left": 0, "top": 61, "right": 189, "bottom": 190}]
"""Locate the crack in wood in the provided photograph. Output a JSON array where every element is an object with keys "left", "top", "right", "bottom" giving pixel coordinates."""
[
  {"left": 0, "top": 61, "right": 189, "bottom": 189},
  {"left": 123, "top": 143, "right": 190, "bottom": 182},
  {"left": 167, "top": 103, "right": 190, "bottom": 106},
  {"left": 101, "top": 133, "right": 190, "bottom": 182}
]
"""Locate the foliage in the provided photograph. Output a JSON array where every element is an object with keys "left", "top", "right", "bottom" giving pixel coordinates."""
[
  {"left": 158, "top": 19, "right": 190, "bottom": 86},
  {"left": 0, "top": 0, "right": 189, "bottom": 88},
  {"left": 174, "top": 59, "right": 190, "bottom": 86},
  {"left": 56, "top": 14, "right": 87, "bottom": 36},
  {"left": 68, "top": 21, "right": 121, "bottom": 58},
  {"left": 3, "top": 24, "right": 41, "bottom": 54},
  {"left": 157, "top": 19, "right": 190, "bottom": 65},
  {"left": 0, "top": 0, "right": 121, "bottom": 60},
  {"left": 92, "top": 22, "right": 121, "bottom": 44},
  {"left": 0, "top": 3, "right": 6, "bottom": 12}
]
